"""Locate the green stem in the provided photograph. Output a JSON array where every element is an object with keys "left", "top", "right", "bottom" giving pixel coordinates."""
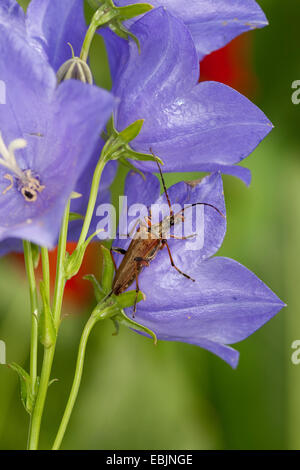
[
  {"left": 23, "top": 241, "right": 38, "bottom": 398},
  {"left": 77, "top": 155, "right": 107, "bottom": 246},
  {"left": 52, "top": 302, "right": 119, "bottom": 450},
  {"left": 27, "top": 200, "right": 70, "bottom": 450},
  {"left": 80, "top": 20, "right": 98, "bottom": 62},
  {"left": 41, "top": 247, "right": 50, "bottom": 300},
  {"left": 52, "top": 313, "right": 99, "bottom": 450},
  {"left": 80, "top": 4, "right": 116, "bottom": 62}
]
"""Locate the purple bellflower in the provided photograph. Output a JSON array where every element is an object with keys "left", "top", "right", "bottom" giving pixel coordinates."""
[
  {"left": 22, "top": 0, "right": 118, "bottom": 192},
  {"left": 0, "top": 2, "right": 114, "bottom": 252},
  {"left": 114, "top": 0, "right": 268, "bottom": 60},
  {"left": 26, "top": 0, "right": 87, "bottom": 72},
  {"left": 111, "top": 171, "right": 284, "bottom": 368},
  {"left": 103, "top": 8, "right": 272, "bottom": 184},
  {"left": 24, "top": 0, "right": 118, "bottom": 241}
]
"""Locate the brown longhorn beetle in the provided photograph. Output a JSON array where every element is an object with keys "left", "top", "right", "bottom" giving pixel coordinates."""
[{"left": 109, "top": 152, "right": 225, "bottom": 315}]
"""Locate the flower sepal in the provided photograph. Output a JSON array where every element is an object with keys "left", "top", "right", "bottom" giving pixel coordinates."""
[
  {"left": 8, "top": 363, "right": 39, "bottom": 415},
  {"left": 87, "top": 0, "right": 153, "bottom": 51},
  {"left": 102, "top": 117, "right": 162, "bottom": 166},
  {"left": 112, "top": 308, "right": 157, "bottom": 344},
  {"left": 84, "top": 246, "right": 151, "bottom": 339},
  {"left": 64, "top": 229, "right": 103, "bottom": 280}
]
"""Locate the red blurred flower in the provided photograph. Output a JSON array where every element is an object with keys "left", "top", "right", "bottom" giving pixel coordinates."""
[{"left": 200, "top": 36, "right": 256, "bottom": 96}]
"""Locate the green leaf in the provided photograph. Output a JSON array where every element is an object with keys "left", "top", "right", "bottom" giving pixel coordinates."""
[
  {"left": 9, "top": 363, "right": 36, "bottom": 414},
  {"left": 39, "top": 281, "right": 56, "bottom": 348},
  {"left": 101, "top": 245, "right": 115, "bottom": 293},
  {"left": 83, "top": 274, "right": 106, "bottom": 303},
  {"left": 65, "top": 229, "right": 102, "bottom": 280},
  {"left": 115, "top": 309, "right": 157, "bottom": 344},
  {"left": 116, "top": 290, "right": 145, "bottom": 309},
  {"left": 118, "top": 119, "right": 144, "bottom": 145},
  {"left": 103, "top": 115, "right": 164, "bottom": 165},
  {"left": 69, "top": 212, "right": 84, "bottom": 222},
  {"left": 30, "top": 243, "right": 40, "bottom": 270},
  {"left": 122, "top": 147, "right": 163, "bottom": 164},
  {"left": 111, "top": 318, "right": 120, "bottom": 336},
  {"left": 116, "top": 3, "right": 153, "bottom": 20},
  {"left": 103, "top": 116, "right": 164, "bottom": 164},
  {"left": 70, "top": 191, "right": 82, "bottom": 200}
]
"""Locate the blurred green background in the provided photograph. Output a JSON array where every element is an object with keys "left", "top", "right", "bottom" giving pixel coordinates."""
[{"left": 0, "top": 0, "right": 299, "bottom": 450}]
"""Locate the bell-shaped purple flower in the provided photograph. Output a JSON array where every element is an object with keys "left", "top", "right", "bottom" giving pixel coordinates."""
[
  {"left": 26, "top": 0, "right": 87, "bottom": 72},
  {"left": 0, "top": 5, "right": 114, "bottom": 249},
  {"left": 114, "top": 0, "right": 268, "bottom": 60},
  {"left": 104, "top": 8, "right": 272, "bottom": 184},
  {"left": 112, "top": 171, "right": 284, "bottom": 368}
]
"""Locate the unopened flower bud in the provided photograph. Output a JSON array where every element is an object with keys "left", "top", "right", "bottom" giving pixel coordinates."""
[{"left": 56, "top": 57, "right": 93, "bottom": 85}]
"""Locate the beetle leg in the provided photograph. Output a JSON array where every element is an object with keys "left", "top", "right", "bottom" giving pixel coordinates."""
[
  {"left": 128, "top": 218, "right": 147, "bottom": 238},
  {"left": 163, "top": 239, "right": 195, "bottom": 282},
  {"left": 110, "top": 247, "right": 127, "bottom": 271},
  {"left": 134, "top": 256, "right": 150, "bottom": 267},
  {"left": 132, "top": 257, "right": 150, "bottom": 316},
  {"left": 170, "top": 234, "right": 196, "bottom": 240},
  {"left": 133, "top": 263, "right": 140, "bottom": 317}
]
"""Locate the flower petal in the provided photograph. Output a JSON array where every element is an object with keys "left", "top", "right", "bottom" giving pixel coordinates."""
[
  {"left": 112, "top": 8, "right": 272, "bottom": 176},
  {"left": 126, "top": 257, "right": 284, "bottom": 366},
  {"left": 193, "top": 162, "right": 252, "bottom": 187},
  {"left": 121, "top": 80, "right": 273, "bottom": 173},
  {"left": 0, "top": 0, "right": 26, "bottom": 35},
  {"left": 154, "top": 172, "right": 226, "bottom": 260},
  {"left": 0, "top": 238, "right": 23, "bottom": 256},
  {"left": 113, "top": 8, "right": 198, "bottom": 126},
  {"left": 115, "top": 0, "right": 267, "bottom": 60},
  {"left": 0, "top": 48, "right": 114, "bottom": 248},
  {"left": 26, "top": 0, "right": 87, "bottom": 71}
]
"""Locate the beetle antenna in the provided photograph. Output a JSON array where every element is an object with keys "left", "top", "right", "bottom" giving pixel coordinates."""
[
  {"left": 173, "top": 203, "right": 225, "bottom": 223},
  {"left": 150, "top": 148, "right": 174, "bottom": 218}
]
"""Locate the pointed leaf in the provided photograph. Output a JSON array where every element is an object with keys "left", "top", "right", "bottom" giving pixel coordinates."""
[
  {"left": 9, "top": 363, "right": 34, "bottom": 414},
  {"left": 83, "top": 274, "right": 106, "bottom": 302},
  {"left": 70, "top": 191, "right": 82, "bottom": 200},
  {"left": 69, "top": 212, "right": 84, "bottom": 222},
  {"left": 116, "top": 3, "right": 153, "bottom": 20},
  {"left": 122, "top": 147, "right": 163, "bottom": 164},
  {"left": 101, "top": 245, "right": 115, "bottom": 293},
  {"left": 31, "top": 243, "right": 40, "bottom": 270},
  {"left": 116, "top": 290, "right": 145, "bottom": 309},
  {"left": 116, "top": 309, "right": 157, "bottom": 344},
  {"left": 118, "top": 119, "right": 144, "bottom": 144}
]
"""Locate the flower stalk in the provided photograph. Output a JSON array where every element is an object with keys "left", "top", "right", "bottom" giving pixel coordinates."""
[
  {"left": 52, "top": 301, "right": 119, "bottom": 450},
  {"left": 27, "top": 200, "right": 71, "bottom": 450},
  {"left": 23, "top": 241, "right": 39, "bottom": 401}
]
